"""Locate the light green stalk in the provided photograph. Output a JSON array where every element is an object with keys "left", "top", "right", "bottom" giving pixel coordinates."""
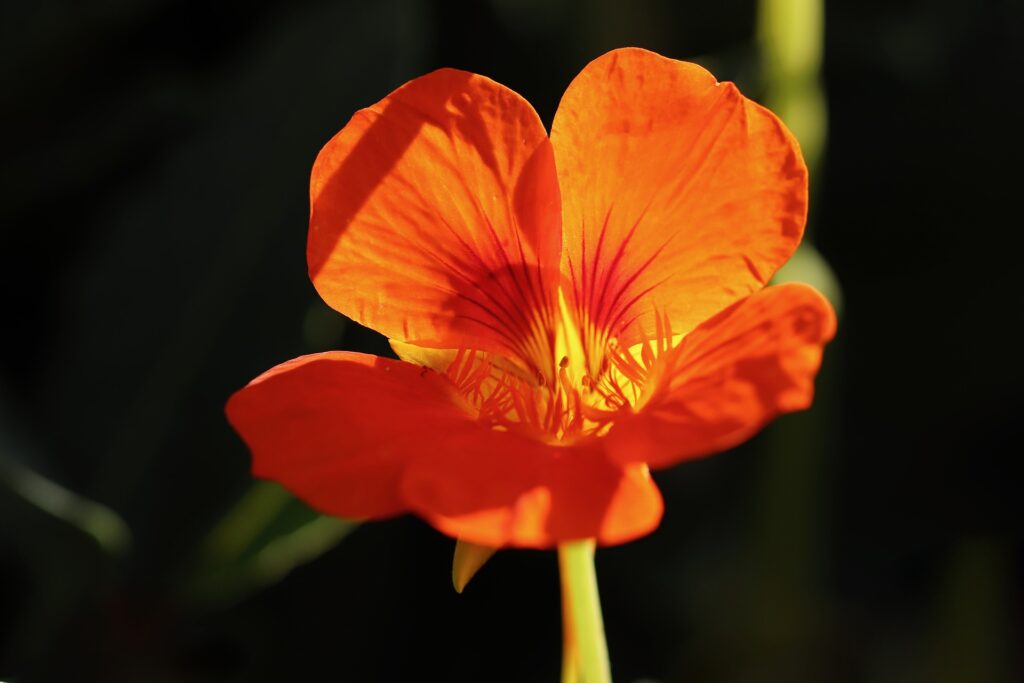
[{"left": 559, "top": 540, "right": 612, "bottom": 683}]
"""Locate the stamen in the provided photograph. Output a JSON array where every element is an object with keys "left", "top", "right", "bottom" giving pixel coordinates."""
[{"left": 442, "top": 305, "right": 678, "bottom": 443}]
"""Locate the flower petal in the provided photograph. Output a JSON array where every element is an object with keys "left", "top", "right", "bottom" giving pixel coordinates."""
[
  {"left": 309, "top": 69, "right": 562, "bottom": 380},
  {"left": 606, "top": 283, "right": 836, "bottom": 468},
  {"left": 402, "top": 436, "right": 663, "bottom": 548},
  {"left": 225, "top": 352, "right": 480, "bottom": 519},
  {"left": 226, "top": 351, "right": 661, "bottom": 547},
  {"left": 551, "top": 48, "right": 807, "bottom": 355}
]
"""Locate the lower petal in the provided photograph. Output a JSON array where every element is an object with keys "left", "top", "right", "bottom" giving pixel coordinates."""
[
  {"left": 401, "top": 435, "right": 663, "bottom": 548},
  {"left": 227, "top": 352, "right": 663, "bottom": 548},
  {"left": 606, "top": 283, "right": 836, "bottom": 468},
  {"left": 225, "top": 352, "right": 478, "bottom": 519}
]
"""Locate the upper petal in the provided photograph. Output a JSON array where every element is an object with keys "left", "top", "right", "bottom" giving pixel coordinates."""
[
  {"left": 605, "top": 283, "right": 836, "bottom": 468},
  {"left": 551, "top": 48, "right": 807, "bottom": 357},
  {"left": 309, "top": 69, "right": 562, "bottom": 380},
  {"left": 225, "top": 352, "right": 479, "bottom": 519}
]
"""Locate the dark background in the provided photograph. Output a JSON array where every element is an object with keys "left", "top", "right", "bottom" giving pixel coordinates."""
[{"left": 2, "top": 1, "right": 1022, "bottom": 681}]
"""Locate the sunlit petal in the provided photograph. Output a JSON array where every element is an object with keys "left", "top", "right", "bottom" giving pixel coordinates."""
[
  {"left": 605, "top": 283, "right": 835, "bottom": 468},
  {"left": 309, "top": 69, "right": 562, "bottom": 379},
  {"left": 551, "top": 48, "right": 807, "bottom": 368}
]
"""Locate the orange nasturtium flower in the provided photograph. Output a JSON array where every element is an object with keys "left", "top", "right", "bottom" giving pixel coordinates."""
[{"left": 226, "top": 48, "right": 835, "bottom": 551}]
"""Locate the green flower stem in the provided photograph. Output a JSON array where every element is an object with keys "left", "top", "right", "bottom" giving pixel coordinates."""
[
  {"left": 558, "top": 539, "right": 612, "bottom": 683},
  {"left": 560, "top": 562, "right": 579, "bottom": 683}
]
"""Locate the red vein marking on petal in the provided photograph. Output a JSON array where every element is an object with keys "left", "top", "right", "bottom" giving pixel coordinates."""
[
  {"left": 588, "top": 205, "right": 654, "bottom": 334},
  {"left": 742, "top": 254, "right": 767, "bottom": 286}
]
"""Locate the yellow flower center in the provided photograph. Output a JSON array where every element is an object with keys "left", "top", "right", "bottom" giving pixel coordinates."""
[{"left": 439, "top": 290, "right": 674, "bottom": 444}]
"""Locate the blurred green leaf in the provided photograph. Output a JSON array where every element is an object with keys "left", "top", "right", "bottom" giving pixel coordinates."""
[
  {"left": 183, "top": 481, "right": 358, "bottom": 610},
  {"left": 0, "top": 458, "right": 131, "bottom": 556}
]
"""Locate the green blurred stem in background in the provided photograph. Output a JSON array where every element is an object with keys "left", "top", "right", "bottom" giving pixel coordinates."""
[
  {"left": 751, "top": 0, "right": 841, "bottom": 679},
  {"left": 758, "top": 0, "right": 825, "bottom": 176},
  {"left": 760, "top": 0, "right": 841, "bottom": 308}
]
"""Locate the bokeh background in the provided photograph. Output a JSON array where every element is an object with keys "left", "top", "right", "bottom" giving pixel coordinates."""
[{"left": 2, "top": 0, "right": 1022, "bottom": 681}]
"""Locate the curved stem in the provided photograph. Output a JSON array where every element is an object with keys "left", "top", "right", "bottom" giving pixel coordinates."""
[{"left": 558, "top": 539, "right": 612, "bottom": 683}]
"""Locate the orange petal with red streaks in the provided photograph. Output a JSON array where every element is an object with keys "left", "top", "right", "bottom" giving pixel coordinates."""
[
  {"left": 402, "top": 435, "right": 663, "bottom": 548},
  {"left": 309, "top": 68, "right": 562, "bottom": 379},
  {"left": 605, "top": 283, "right": 836, "bottom": 469},
  {"left": 551, "top": 48, "right": 807, "bottom": 355}
]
